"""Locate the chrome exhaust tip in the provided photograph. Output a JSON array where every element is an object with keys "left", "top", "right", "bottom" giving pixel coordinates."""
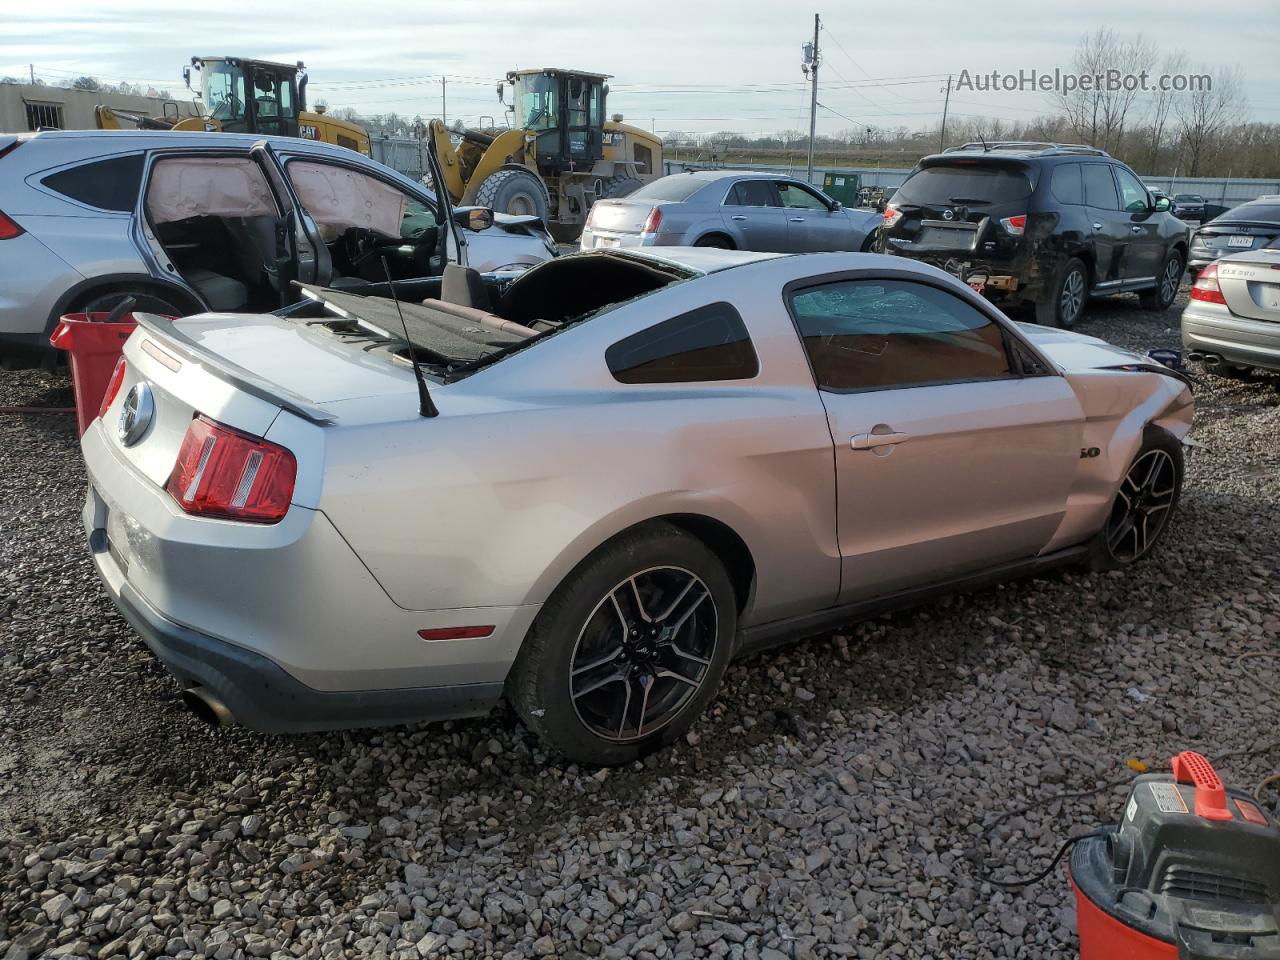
[
  {"left": 181, "top": 686, "right": 234, "bottom": 727},
  {"left": 1202, "top": 354, "right": 1223, "bottom": 366}
]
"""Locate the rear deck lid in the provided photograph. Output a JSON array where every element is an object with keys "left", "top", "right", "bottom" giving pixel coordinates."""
[{"left": 1214, "top": 248, "right": 1280, "bottom": 323}]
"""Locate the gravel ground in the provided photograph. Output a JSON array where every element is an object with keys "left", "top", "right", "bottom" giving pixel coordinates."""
[{"left": 2, "top": 287, "right": 1279, "bottom": 960}]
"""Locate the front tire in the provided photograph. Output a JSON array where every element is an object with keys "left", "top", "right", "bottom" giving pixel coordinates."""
[
  {"left": 473, "top": 167, "right": 551, "bottom": 221},
  {"left": 1139, "top": 251, "right": 1184, "bottom": 310},
  {"left": 1088, "top": 429, "right": 1183, "bottom": 571},
  {"left": 507, "top": 523, "right": 736, "bottom": 766},
  {"left": 1035, "top": 258, "right": 1089, "bottom": 329}
]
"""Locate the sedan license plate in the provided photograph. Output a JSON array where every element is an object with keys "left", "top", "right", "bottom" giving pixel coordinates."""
[
  {"left": 1227, "top": 235, "right": 1254, "bottom": 248},
  {"left": 1261, "top": 285, "right": 1280, "bottom": 309},
  {"left": 596, "top": 236, "right": 621, "bottom": 249}
]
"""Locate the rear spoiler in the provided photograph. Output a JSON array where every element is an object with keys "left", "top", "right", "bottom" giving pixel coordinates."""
[{"left": 132, "top": 312, "right": 337, "bottom": 425}]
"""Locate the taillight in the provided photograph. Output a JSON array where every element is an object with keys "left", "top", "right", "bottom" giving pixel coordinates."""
[
  {"left": 641, "top": 206, "right": 663, "bottom": 235},
  {"left": 0, "top": 210, "right": 23, "bottom": 240},
  {"left": 99, "top": 357, "right": 128, "bottom": 419},
  {"left": 882, "top": 204, "right": 902, "bottom": 228},
  {"left": 1001, "top": 214, "right": 1027, "bottom": 236},
  {"left": 166, "top": 415, "right": 297, "bottom": 524},
  {"left": 1190, "top": 263, "right": 1227, "bottom": 305}
]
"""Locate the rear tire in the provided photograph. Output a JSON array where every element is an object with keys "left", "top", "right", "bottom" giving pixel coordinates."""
[
  {"left": 1035, "top": 258, "right": 1088, "bottom": 329},
  {"left": 473, "top": 167, "right": 551, "bottom": 221},
  {"left": 1139, "top": 251, "right": 1184, "bottom": 310},
  {"left": 1088, "top": 428, "right": 1183, "bottom": 571},
  {"left": 507, "top": 523, "right": 736, "bottom": 766}
]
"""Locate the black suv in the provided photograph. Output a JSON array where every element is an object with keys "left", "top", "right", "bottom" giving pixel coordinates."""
[{"left": 877, "top": 142, "right": 1189, "bottom": 327}]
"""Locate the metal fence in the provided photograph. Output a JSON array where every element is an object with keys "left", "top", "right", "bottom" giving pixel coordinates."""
[{"left": 370, "top": 136, "right": 426, "bottom": 181}]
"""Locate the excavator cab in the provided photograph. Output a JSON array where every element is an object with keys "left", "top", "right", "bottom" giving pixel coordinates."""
[
  {"left": 506, "top": 69, "right": 607, "bottom": 174},
  {"left": 185, "top": 57, "right": 307, "bottom": 138}
]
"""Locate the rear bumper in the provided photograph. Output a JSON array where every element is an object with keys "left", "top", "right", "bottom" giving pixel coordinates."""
[
  {"left": 879, "top": 243, "right": 1046, "bottom": 302},
  {"left": 98, "top": 557, "right": 503, "bottom": 733},
  {"left": 578, "top": 228, "right": 652, "bottom": 251},
  {"left": 1181, "top": 302, "right": 1280, "bottom": 372},
  {"left": 80, "top": 416, "right": 536, "bottom": 732}
]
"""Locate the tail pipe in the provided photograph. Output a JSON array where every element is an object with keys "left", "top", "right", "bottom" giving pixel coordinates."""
[
  {"left": 181, "top": 686, "right": 235, "bottom": 727},
  {"left": 1187, "top": 352, "right": 1221, "bottom": 366}
]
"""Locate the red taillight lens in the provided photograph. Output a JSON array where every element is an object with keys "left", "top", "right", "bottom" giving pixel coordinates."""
[
  {"left": 99, "top": 356, "right": 128, "bottom": 419},
  {"left": 0, "top": 210, "right": 24, "bottom": 240},
  {"left": 1001, "top": 214, "right": 1027, "bottom": 236},
  {"left": 166, "top": 415, "right": 297, "bottom": 524},
  {"left": 882, "top": 204, "right": 902, "bottom": 228},
  {"left": 1190, "top": 263, "right": 1227, "bottom": 305},
  {"left": 641, "top": 206, "right": 663, "bottom": 235}
]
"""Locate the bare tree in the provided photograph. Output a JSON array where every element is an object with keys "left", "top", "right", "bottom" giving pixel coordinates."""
[
  {"left": 1176, "top": 65, "right": 1244, "bottom": 176},
  {"left": 1054, "top": 29, "right": 1156, "bottom": 151},
  {"left": 72, "top": 75, "right": 101, "bottom": 91},
  {"left": 1143, "top": 50, "right": 1187, "bottom": 172}
]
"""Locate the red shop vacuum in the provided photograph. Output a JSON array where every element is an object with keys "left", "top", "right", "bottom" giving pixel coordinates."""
[{"left": 1070, "top": 751, "right": 1280, "bottom": 959}]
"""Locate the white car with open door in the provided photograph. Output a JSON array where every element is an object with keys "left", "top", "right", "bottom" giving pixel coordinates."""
[{"left": 0, "top": 129, "right": 557, "bottom": 367}]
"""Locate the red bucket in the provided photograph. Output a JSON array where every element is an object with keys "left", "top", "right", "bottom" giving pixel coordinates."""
[{"left": 49, "top": 312, "right": 139, "bottom": 436}]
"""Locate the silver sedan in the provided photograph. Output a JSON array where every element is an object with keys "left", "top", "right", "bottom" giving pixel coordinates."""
[
  {"left": 82, "top": 248, "right": 1193, "bottom": 765},
  {"left": 581, "top": 170, "right": 882, "bottom": 254}
]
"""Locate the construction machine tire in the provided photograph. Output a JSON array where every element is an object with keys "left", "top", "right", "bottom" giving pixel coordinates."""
[{"left": 473, "top": 168, "right": 550, "bottom": 220}]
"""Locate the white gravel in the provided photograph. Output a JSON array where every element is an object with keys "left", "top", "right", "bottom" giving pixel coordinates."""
[{"left": 2, "top": 288, "right": 1278, "bottom": 959}]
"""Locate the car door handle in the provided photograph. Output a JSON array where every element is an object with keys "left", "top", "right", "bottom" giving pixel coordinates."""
[
  {"left": 730, "top": 215, "right": 748, "bottom": 221},
  {"left": 1093, "top": 222, "right": 1103, "bottom": 230},
  {"left": 789, "top": 217, "right": 806, "bottom": 222},
  {"left": 851, "top": 431, "right": 909, "bottom": 450}
]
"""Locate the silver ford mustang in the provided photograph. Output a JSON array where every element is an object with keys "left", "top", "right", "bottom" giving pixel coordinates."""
[{"left": 82, "top": 248, "right": 1193, "bottom": 765}]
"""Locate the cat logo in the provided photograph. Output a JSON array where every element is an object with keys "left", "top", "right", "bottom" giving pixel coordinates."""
[{"left": 300, "top": 125, "right": 319, "bottom": 140}]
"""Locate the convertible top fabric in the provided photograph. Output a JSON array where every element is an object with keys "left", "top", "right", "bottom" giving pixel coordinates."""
[{"left": 297, "top": 285, "right": 522, "bottom": 363}]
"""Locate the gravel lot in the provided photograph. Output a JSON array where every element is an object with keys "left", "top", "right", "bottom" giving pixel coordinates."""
[{"left": 2, "top": 288, "right": 1278, "bottom": 960}]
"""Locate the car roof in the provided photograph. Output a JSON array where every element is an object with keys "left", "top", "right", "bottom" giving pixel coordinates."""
[
  {"left": 16, "top": 128, "right": 358, "bottom": 161},
  {"left": 672, "top": 169, "right": 803, "bottom": 183}
]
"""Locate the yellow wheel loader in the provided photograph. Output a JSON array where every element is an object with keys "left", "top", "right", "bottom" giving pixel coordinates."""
[
  {"left": 431, "top": 69, "right": 663, "bottom": 241},
  {"left": 95, "top": 57, "right": 371, "bottom": 156}
]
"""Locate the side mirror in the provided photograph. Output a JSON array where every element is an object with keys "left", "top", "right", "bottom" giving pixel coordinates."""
[
  {"left": 1154, "top": 196, "right": 1171, "bottom": 212},
  {"left": 454, "top": 207, "right": 494, "bottom": 232},
  {"left": 830, "top": 200, "right": 842, "bottom": 211},
  {"left": 182, "top": 66, "right": 192, "bottom": 92}
]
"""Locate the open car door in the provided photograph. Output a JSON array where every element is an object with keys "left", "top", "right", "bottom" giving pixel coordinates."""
[
  {"left": 249, "top": 139, "right": 331, "bottom": 302},
  {"left": 425, "top": 119, "right": 469, "bottom": 269}
]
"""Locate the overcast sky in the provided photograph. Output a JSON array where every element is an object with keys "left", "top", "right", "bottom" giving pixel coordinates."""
[{"left": 3, "top": 0, "right": 1277, "bottom": 138}]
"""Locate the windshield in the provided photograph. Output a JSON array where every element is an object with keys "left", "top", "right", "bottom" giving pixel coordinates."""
[
  {"left": 896, "top": 164, "right": 1034, "bottom": 205},
  {"left": 203, "top": 62, "right": 246, "bottom": 121},
  {"left": 518, "top": 75, "right": 558, "bottom": 131}
]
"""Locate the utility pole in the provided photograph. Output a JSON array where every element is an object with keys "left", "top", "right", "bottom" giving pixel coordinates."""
[
  {"left": 939, "top": 74, "right": 952, "bottom": 152},
  {"left": 441, "top": 76, "right": 447, "bottom": 126},
  {"left": 29, "top": 63, "right": 35, "bottom": 84},
  {"left": 803, "top": 14, "right": 820, "bottom": 183}
]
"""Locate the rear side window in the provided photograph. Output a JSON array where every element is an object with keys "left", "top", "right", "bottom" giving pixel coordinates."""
[
  {"left": 727, "top": 181, "right": 778, "bottom": 207},
  {"left": 629, "top": 177, "right": 709, "bottom": 202},
  {"left": 895, "top": 164, "right": 1033, "bottom": 205},
  {"left": 788, "top": 279, "right": 1011, "bottom": 391},
  {"left": 1051, "top": 164, "right": 1083, "bottom": 205},
  {"left": 606, "top": 302, "right": 758, "bottom": 384},
  {"left": 1081, "top": 164, "right": 1118, "bottom": 209},
  {"left": 42, "top": 154, "right": 145, "bottom": 212}
]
